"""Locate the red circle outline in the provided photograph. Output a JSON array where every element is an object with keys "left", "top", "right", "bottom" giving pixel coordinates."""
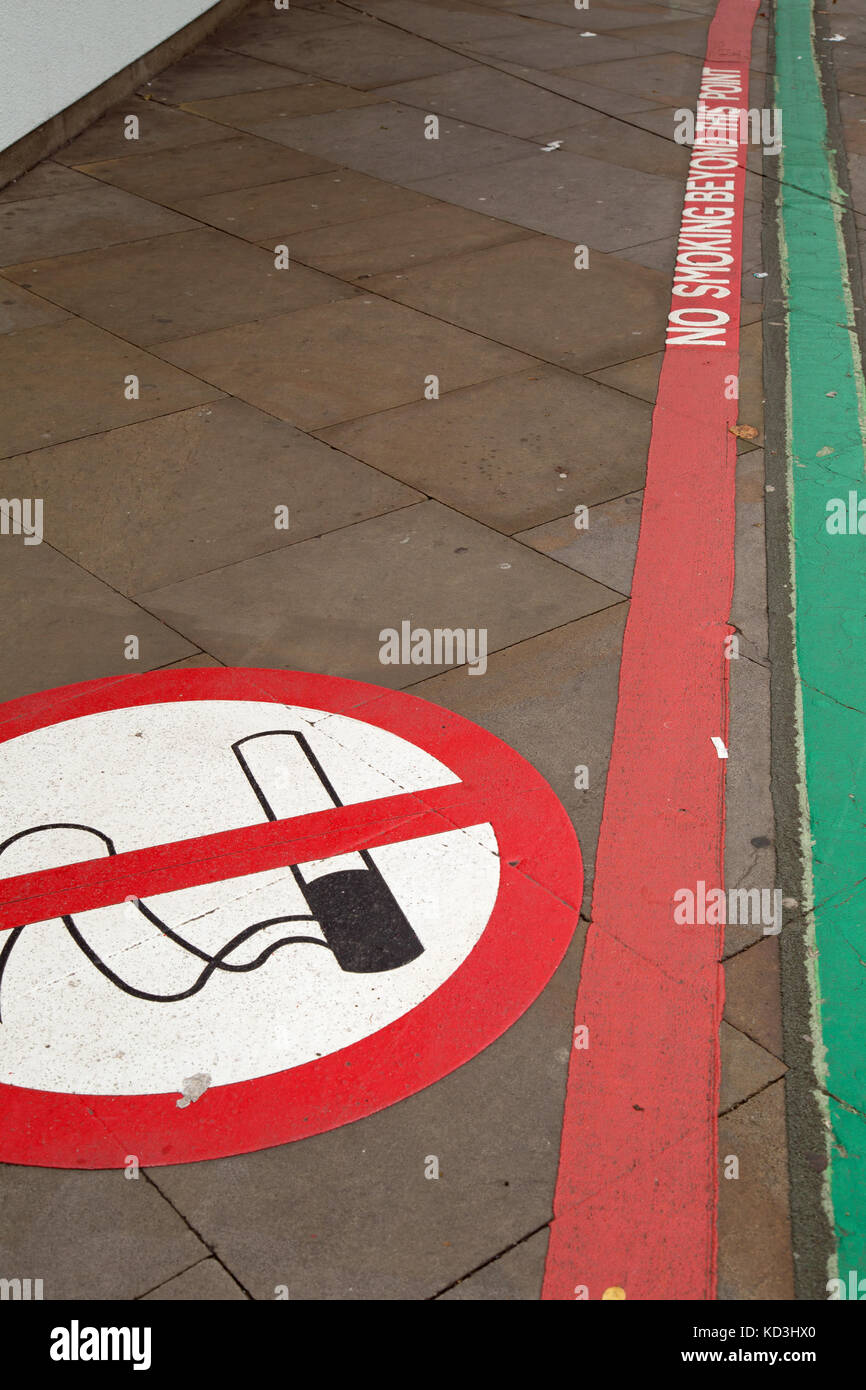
[{"left": 0, "top": 668, "right": 582, "bottom": 1168}]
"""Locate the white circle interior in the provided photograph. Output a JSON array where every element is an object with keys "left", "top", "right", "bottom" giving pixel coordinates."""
[{"left": 0, "top": 700, "right": 499, "bottom": 1096}]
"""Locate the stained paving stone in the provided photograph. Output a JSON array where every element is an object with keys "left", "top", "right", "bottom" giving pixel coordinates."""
[
  {"left": 217, "top": 3, "right": 355, "bottom": 51},
  {"left": 289, "top": 201, "right": 532, "bottom": 279},
  {"left": 155, "top": 295, "right": 534, "bottom": 430},
  {"left": 0, "top": 1166, "right": 206, "bottom": 1300},
  {"left": 55, "top": 97, "right": 229, "bottom": 165},
  {"left": 456, "top": 29, "right": 670, "bottom": 70},
  {"left": 0, "top": 398, "right": 421, "bottom": 593},
  {"left": 488, "top": 59, "right": 672, "bottom": 115},
  {"left": 0, "top": 161, "right": 99, "bottom": 203},
  {"left": 3, "top": 227, "right": 356, "bottom": 346},
  {"left": 719, "top": 1020, "right": 786, "bottom": 1114},
  {"left": 176, "top": 168, "right": 436, "bottom": 241},
  {"left": 435, "top": 1228, "right": 549, "bottom": 1299},
  {"left": 0, "top": 318, "right": 221, "bottom": 459},
  {"left": 838, "top": 91, "right": 866, "bottom": 154},
  {"left": 413, "top": 605, "right": 628, "bottom": 916},
  {"left": 0, "top": 543, "right": 197, "bottom": 702},
  {"left": 221, "top": 21, "right": 475, "bottom": 88},
  {"left": 76, "top": 135, "right": 334, "bottom": 208},
  {"left": 318, "top": 367, "right": 652, "bottom": 531},
  {"left": 364, "top": 237, "right": 673, "bottom": 374},
  {"left": 250, "top": 102, "right": 535, "bottom": 184},
  {"left": 144, "top": 922, "right": 586, "bottom": 1300},
  {"left": 717, "top": 1081, "right": 795, "bottom": 1300},
  {"left": 136, "top": 500, "right": 622, "bottom": 680},
  {"left": 516, "top": 489, "right": 643, "bottom": 593},
  {"left": 141, "top": 43, "right": 307, "bottom": 104},
  {"left": 140, "top": 1258, "right": 248, "bottom": 1301},
  {"left": 406, "top": 148, "right": 683, "bottom": 250},
  {"left": 372, "top": 66, "right": 602, "bottom": 139},
  {"left": 724, "top": 936, "right": 784, "bottom": 1060},
  {"left": 0, "top": 280, "right": 69, "bottom": 334},
  {"left": 0, "top": 184, "right": 195, "bottom": 267},
  {"left": 178, "top": 81, "right": 381, "bottom": 130},
  {"left": 540, "top": 109, "right": 691, "bottom": 178}
]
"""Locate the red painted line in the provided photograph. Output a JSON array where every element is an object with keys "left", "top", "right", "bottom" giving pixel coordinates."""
[
  {"left": 542, "top": 0, "right": 759, "bottom": 1301},
  {"left": 0, "top": 780, "right": 489, "bottom": 935}
]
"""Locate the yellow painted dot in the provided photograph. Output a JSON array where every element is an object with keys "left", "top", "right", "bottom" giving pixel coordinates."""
[{"left": 602, "top": 1286, "right": 626, "bottom": 1300}]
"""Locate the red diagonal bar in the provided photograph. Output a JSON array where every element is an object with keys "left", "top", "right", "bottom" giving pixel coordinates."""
[{"left": 0, "top": 780, "right": 487, "bottom": 934}]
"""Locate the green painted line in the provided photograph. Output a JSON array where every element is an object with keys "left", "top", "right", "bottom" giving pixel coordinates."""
[{"left": 775, "top": 0, "right": 866, "bottom": 1283}]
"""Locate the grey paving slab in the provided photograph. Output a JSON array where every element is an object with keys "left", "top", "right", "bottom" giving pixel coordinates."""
[
  {"left": 435, "top": 1227, "right": 548, "bottom": 1298},
  {"left": 456, "top": 28, "right": 669, "bottom": 70},
  {"left": 0, "top": 542, "right": 197, "bottom": 702},
  {"left": 723, "top": 642, "right": 777, "bottom": 961},
  {"left": 405, "top": 147, "right": 683, "bottom": 251},
  {"left": 724, "top": 936, "right": 784, "bottom": 1061},
  {"left": 318, "top": 366, "right": 652, "bottom": 531},
  {"left": 179, "top": 81, "right": 381, "bottom": 130},
  {"left": 413, "top": 604, "right": 627, "bottom": 916},
  {"left": 553, "top": 50, "right": 719, "bottom": 105},
  {"left": 141, "top": 1258, "right": 248, "bottom": 1300},
  {"left": 250, "top": 102, "right": 535, "bottom": 183},
  {"left": 345, "top": 0, "right": 540, "bottom": 44},
  {"left": 177, "top": 168, "right": 436, "bottom": 241},
  {"left": 77, "top": 135, "right": 334, "bottom": 208},
  {"left": 541, "top": 109, "right": 691, "bottom": 179},
  {"left": 364, "top": 237, "right": 672, "bottom": 374},
  {"left": 56, "top": 97, "right": 228, "bottom": 165},
  {"left": 720, "top": 1021, "right": 786, "bottom": 1113},
  {"left": 217, "top": 3, "right": 355, "bottom": 50},
  {"left": 489, "top": 59, "right": 672, "bottom": 115},
  {"left": 222, "top": 21, "right": 475, "bottom": 88},
  {"left": 615, "top": 209, "right": 764, "bottom": 276},
  {"left": 0, "top": 397, "right": 420, "bottom": 593},
  {"left": 372, "top": 65, "right": 602, "bottom": 139},
  {"left": 516, "top": 489, "right": 643, "bottom": 593},
  {"left": 141, "top": 43, "right": 308, "bottom": 103},
  {"left": 146, "top": 923, "right": 586, "bottom": 1300},
  {"left": 0, "top": 184, "right": 196, "bottom": 267},
  {"left": 0, "top": 280, "right": 69, "bottom": 334},
  {"left": 513, "top": 0, "right": 699, "bottom": 28},
  {"left": 288, "top": 201, "right": 531, "bottom": 278},
  {"left": 730, "top": 448, "right": 770, "bottom": 664},
  {"left": 0, "top": 318, "right": 221, "bottom": 459},
  {"left": 137, "top": 500, "right": 622, "bottom": 678},
  {"left": 717, "top": 1082, "right": 795, "bottom": 1300},
  {"left": 0, "top": 1166, "right": 206, "bottom": 1301},
  {"left": 155, "top": 294, "right": 534, "bottom": 430},
  {"left": 4, "top": 227, "right": 355, "bottom": 346},
  {"left": 0, "top": 161, "right": 100, "bottom": 203}
]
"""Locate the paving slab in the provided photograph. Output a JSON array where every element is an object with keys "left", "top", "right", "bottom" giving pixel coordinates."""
[
  {"left": 372, "top": 65, "right": 603, "bottom": 138},
  {"left": 318, "top": 366, "right": 652, "bottom": 531},
  {"left": 0, "top": 542, "right": 197, "bottom": 702},
  {"left": 510, "top": 1, "right": 698, "bottom": 29},
  {"left": 155, "top": 294, "right": 534, "bottom": 430},
  {"left": 343, "top": 0, "right": 540, "bottom": 44},
  {"left": 515, "top": 489, "right": 643, "bottom": 593},
  {"left": 435, "top": 1228, "right": 549, "bottom": 1299},
  {"left": 488, "top": 59, "right": 673, "bottom": 115},
  {"left": 221, "top": 20, "right": 475, "bottom": 88},
  {"left": 0, "top": 280, "right": 69, "bottom": 335},
  {"left": 553, "top": 50, "right": 733, "bottom": 105},
  {"left": 136, "top": 500, "right": 622, "bottom": 678},
  {"left": 405, "top": 147, "right": 683, "bottom": 250},
  {"left": 455, "top": 29, "right": 669, "bottom": 70},
  {"left": 249, "top": 102, "right": 535, "bottom": 183},
  {"left": 540, "top": 109, "right": 691, "bottom": 178},
  {"left": 0, "top": 317, "right": 220, "bottom": 459},
  {"left": 720, "top": 1021, "right": 786, "bottom": 1113},
  {"left": 0, "top": 1165, "right": 206, "bottom": 1301},
  {"left": 178, "top": 81, "right": 381, "bottom": 130},
  {"left": 730, "top": 447, "right": 770, "bottom": 664},
  {"left": 3, "top": 227, "right": 355, "bottom": 346},
  {"left": 77, "top": 135, "right": 334, "bottom": 208},
  {"left": 0, "top": 161, "right": 100, "bottom": 203},
  {"left": 288, "top": 200, "right": 531, "bottom": 278},
  {"left": 140, "top": 1258, "right": 249, "bottom": 1300},
  {"left": 55, "top": 97, "right": 229, "bottom": 165},
  {"left": 0, "top": 398, "right": 421, "bottom": 593},
  {"left": 141, "top": 43, "right": 308, "bottom": 104},
  {"left": 0, "top": 184, "right": 195, "bottom": 267},
  {"left": 144, "top": 924, "right": 586, "bottom": 1300},
  {"left": 717, "top": 1081, "right": 795, "bottom": 1300},
  {"left": 723, "top": 645, "right": 776, "bottom": 960},
  {"left": 364, "top": 237, "right": 672, "bottom": 373},
  {"left": 176, "top": 168, "right": 436, "bottom": 241},
  {"left": 724, "top": 936, "right": 784, "bottom": 1060}
]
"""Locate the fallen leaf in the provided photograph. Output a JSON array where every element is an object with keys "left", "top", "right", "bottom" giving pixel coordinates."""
[{"left": 729, "top": 423, "right": 759, "bottom": 440}]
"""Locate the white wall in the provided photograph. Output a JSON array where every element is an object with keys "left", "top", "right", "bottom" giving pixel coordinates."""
[{"left": 0, "top": 0, "right": 221, "bottom": 153}]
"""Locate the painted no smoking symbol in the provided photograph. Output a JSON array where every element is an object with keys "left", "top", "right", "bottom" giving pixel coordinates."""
[{"left": 0, "top": 668, "right": 581, "bottom": 1168}]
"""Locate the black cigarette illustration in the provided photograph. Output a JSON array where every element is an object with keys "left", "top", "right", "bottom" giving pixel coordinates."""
[{"left": 232, "top": 731, "right": 423, "bottom": 974}]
